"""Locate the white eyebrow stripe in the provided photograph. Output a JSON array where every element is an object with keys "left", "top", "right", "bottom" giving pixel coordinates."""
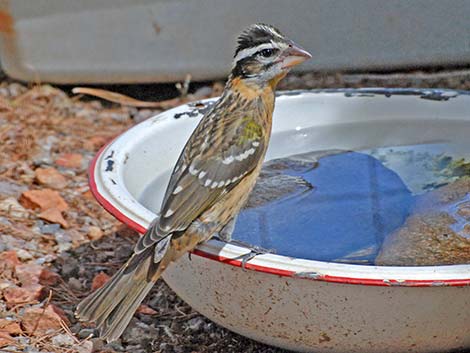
[{"left": 234, "top": 42, "right": 277, "bottom": 62}]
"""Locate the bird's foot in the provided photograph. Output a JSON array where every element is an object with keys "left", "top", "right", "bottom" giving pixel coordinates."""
[{"left": 228, "top": 240, "right": 275, "bottom": 270}]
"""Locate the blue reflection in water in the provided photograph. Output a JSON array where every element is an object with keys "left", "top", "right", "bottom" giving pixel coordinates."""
[{"left": 232, "top": 151, "right": 414, "bottom": 264}]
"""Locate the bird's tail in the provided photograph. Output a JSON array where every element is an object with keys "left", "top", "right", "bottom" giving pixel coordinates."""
[{"left": 75, "top": 247, "right": 160, "bottom": 342}]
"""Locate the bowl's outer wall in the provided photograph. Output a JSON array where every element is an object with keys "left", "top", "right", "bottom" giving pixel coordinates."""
[{"left": 163, "top": 255, "right": 470, "bottom": 353}]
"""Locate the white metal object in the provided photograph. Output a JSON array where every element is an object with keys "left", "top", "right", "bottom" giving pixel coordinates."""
[
  {"left": 1, "top": 0, "right": 470, "bottom": 83},
  {"left": 90, "top": 89, "right": 470, "bottom": 352}
]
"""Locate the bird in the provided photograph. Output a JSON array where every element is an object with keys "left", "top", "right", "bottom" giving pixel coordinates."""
[{"left": 75, "top": 23, "right": 311, "bottom": 341}]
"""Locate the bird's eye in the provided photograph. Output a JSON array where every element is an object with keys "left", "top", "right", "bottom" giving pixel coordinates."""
[{"left": 259, "top": 48, "right": 276, "bottom": 58}]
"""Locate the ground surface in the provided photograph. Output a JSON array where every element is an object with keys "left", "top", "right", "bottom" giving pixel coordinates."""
[{"left": 0, "top": 69, "right": 470, "bottom": 353}]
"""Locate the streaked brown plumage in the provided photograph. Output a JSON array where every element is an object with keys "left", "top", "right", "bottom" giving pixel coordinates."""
[{"left": 75, "top": 23, "right": 311, "bottom": 341}]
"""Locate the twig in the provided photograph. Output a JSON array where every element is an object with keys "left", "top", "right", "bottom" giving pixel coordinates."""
[
  {"left": 60, "top": 318, "right": 80, "bottom": 344},
  {"left": 31, "top": 290, "right": 53, "bottom": 336},
  {"left": 72, "top": 87, "right": 186, "bottom": 109},
  {"left": 175, "top": 74, "right": 192, "bottom": 98}
]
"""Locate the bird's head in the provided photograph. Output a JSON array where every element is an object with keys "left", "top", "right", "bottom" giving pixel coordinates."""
[{"left": 230, "top": 23, "right": 312, "bottom": 87}]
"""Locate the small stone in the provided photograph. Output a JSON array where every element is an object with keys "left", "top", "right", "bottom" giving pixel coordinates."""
[
  {"left": 0, "top": 279, "right": 13, "bottom": 290},
  {"left": 68, "top": 277, "right": 82, "bottom": 291},
  {"left": 67, "top": 229, "right": 87, "bottom": 245},
  {"left": 54, "top": 231, "right": 73, "bottom": 252},
  {"left": 122, "top": 319, "right": 157, "bottom": 343},
  {"left": 15, "top": 249, "right": 33, "bottom": 261},
  {"left": 0, "top": 250, "right": 21, "bottom": 271},
  {"left": 35, "top": 254, "right": 55, "bottom": 265},
  {"left": 39, "top": 268, "right": 61, "bottom": 286},
  {"left": 0, "top": 197, "right": 29, "bottom": 218},
  {"left": 78, "top": 328, "right": 95, "bottom": 339},
  {"left": 35, "top": 168, "right": 67, "bottom": 189},
  {"left": 0, "top": 319, "right": 22, "bottom": 335},
  {"left": 51, "top": 333, "right": 75, "bottom": 347},
  {"left": 20, "top": 189, "right": 68, "bottom": 212},
  {"left": 90, "top": 338, "right": 104, "bottom": 352},
  {"left": 0, "top": 180, "right": 27, "bottom": 197},
  {"left": 87, "top": 226, "right": 103, "bottom": 241},
  {"left": 55, "top": 153, "right": 83, "bottom": 169},
  {"left": 186, "top": 317, "right": 205, "bottom": 331},
  {"left": 38, "top": 208, "right": 69, "bottom": 228},
  {"left": 106, "top": 341, "right": 125, "bottom": 352},
  {"left": 22, "top": 305, "right": 70, "bottom": 335},
  {"left": 61, "top": 260, "right": 78, "bottom": 278},
  {"left": 17, "top": 336, "right": 31, "bottom": 346},
  {"left": 15, "top": 263, "right": 43, "bottom": 285},
  {"left": 3, "top": 284, "right": 45, "bottom": 304},
  {"left": 39, "top": 222, "right": 61, "bottom": 235},
  {"left": 74, "top": 340, "right": 93, "bottom": 353},
  {"left": 91, "top": 272, "right": 110, "bottom": 291}
]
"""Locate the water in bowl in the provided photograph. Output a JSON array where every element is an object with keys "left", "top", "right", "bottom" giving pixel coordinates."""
[
  {"left": 140, "top": 141, "right": 470, "bottom": 266},
  {"left": 234, "top": 142, "right": 470, "bottom": 265}
]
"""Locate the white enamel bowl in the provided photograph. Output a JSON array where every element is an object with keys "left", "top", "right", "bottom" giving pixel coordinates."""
[{"left": 90, "top": 89, "right": 470, "bottom": 353}]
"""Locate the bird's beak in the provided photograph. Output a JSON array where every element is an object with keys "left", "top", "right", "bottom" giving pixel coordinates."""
[{"left": 281, "top": 42, "right": 312, "bottom": 69}]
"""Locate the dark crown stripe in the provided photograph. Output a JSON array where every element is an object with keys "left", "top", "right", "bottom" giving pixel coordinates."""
[{"left": 235, "top": 23, "right": 283, "bottom": 56}]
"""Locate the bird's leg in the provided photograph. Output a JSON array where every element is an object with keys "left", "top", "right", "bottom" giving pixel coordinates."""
[{"left": 215, "top": 216, "right": 237, "bottom": 242}]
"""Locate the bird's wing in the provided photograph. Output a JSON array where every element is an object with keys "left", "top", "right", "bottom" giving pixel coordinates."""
[{"left": 134, "top": 106, "right": 266, "bottom": 253}]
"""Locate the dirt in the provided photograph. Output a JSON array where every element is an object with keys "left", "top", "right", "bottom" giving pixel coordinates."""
[{"left": 1, "top": 69, "right": 470, "bottom": 353}]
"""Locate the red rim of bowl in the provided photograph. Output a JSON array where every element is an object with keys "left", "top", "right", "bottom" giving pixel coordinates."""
[{"left": 88, "top": 130, "right": 470, "bottom": 288}]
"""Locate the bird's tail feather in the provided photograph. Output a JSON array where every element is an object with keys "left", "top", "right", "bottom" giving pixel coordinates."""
[{"left": 75, "top": 248, "right": 157, "bottom": 342}]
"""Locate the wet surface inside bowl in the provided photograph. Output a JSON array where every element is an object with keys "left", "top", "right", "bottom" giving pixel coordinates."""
[{"left": 233, "top": 143, "right": 470, "bottom": 265}]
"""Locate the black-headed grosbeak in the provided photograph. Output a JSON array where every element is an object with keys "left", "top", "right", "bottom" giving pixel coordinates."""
[{"left": 76, "top": 23, "right": 311, "bottom": 341}]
